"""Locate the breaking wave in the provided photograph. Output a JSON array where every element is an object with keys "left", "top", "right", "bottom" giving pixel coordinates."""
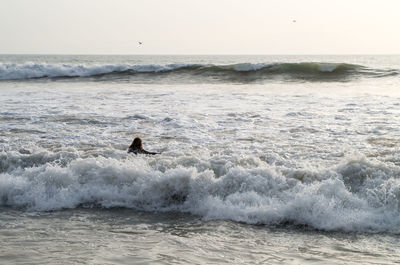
[
  {"left": 1, "top": 149, "right": 400, "bottom": 234},
  {"left": 0, "top": 62, "right": 397, "bottom": 82}
]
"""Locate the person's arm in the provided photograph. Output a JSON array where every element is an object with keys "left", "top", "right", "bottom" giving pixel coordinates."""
[{"left": 142, "top": 149, "right": 160, "bottom": 155}]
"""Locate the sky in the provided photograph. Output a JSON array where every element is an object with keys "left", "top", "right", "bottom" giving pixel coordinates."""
[{"left": 0, "top": 0, "right": 399, "bottom": 55}]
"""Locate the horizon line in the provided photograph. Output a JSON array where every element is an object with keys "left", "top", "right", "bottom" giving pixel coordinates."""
[{"left": 0, "top": 53, "right": 399, "bottom": 56}]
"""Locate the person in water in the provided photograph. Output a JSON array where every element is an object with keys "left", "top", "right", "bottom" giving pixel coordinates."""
[{"left": 128, "top": 137, "right": 159, "bottom": 155}]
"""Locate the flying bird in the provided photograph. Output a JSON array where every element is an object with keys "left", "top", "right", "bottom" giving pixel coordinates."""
[{"left": 138, "top": 41, "right": 143, "bottom": 45}]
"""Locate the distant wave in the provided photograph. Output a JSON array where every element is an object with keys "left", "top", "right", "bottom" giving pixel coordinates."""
[{"left": 0, "top": 62, "right": 398, "bottom": 82}]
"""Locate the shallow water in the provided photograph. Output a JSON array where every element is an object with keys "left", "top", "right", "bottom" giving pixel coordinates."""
[
  {"left": 1, "top": 207, "right": 400, "bottom": 265},
  {"left": 1, "top": 55, "right": 400, "bottom": 263}
]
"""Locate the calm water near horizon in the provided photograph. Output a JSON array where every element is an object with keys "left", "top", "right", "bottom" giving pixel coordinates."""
[{"left": 1, "top": 54, "right": 400, "bottom": 264}]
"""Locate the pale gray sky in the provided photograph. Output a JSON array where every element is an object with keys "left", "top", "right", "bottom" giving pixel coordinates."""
[{"left": 0, "top": 0, "right": 399, "bottom": 54}]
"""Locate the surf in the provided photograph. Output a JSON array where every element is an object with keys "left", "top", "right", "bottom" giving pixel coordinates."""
[{"left": 1, "top": 149, "right": 400, "bottom": 234}]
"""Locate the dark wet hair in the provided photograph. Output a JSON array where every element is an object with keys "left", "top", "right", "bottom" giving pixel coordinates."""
[{"left": 130, "top": 137, "right": 143, "bottom": 149}]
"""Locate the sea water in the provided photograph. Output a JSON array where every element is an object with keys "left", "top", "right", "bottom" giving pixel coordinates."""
[{"left": 1, "top": 55, "right": 400, "bottom": 264}]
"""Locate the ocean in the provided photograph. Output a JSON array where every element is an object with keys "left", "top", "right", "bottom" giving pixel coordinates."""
[{"left": 1, "top": 54, "right": 400, "bottom": 264}]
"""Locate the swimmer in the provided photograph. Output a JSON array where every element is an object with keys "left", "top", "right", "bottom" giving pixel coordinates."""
[{"left": 128, "top": 137, "right": 159, "bottom": 155}]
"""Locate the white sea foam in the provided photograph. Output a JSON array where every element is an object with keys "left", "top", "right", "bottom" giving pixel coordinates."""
[
  {"left": 1, "top": 150, "right": 400, "bottom": 233},
  {"left": 0, "top": 63, "right": 195, "bottom": 80}
]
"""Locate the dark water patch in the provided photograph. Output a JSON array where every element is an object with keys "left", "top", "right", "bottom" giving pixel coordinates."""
[{"left": 9, "top": 128, "right": 46, "bottom": 134}]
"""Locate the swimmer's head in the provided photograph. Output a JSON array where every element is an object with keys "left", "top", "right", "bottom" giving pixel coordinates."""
[{"left": 130, "top": 137, "right": 143, "bottom": 149}]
